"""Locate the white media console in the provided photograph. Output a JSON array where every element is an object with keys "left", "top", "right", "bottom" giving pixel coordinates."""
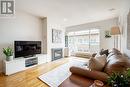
[{"left": 3, "top": 54, "right": 47, "bottom": 75}]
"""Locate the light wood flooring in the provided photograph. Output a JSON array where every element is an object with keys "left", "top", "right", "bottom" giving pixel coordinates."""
[{"left": 0, "top": 57, "right": 88, "bottom": 87}]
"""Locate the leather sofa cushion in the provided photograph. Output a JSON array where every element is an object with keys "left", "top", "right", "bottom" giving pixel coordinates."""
[
  {"left": 70, "top": 66, "right": 109, "bottom": 82},
  {"left": 104, "top": 54, "right": 130, "bottom": 75}
]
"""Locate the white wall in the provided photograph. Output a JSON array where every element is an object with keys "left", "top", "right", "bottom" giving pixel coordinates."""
[
  {"left": 42, "top": 18, "right": 47, "bottom": 54},
  {"left": 119, "top": 2, "right": 130, "bottom": 57},
  {"left": 66, "top": 18, "right": 118, "bottom": 50},
  {"left": 0, "top": 11, "right": 43, "bottom": 72},
  {"left": 47, "top": 19, "right": 65, "bottom": 62}
]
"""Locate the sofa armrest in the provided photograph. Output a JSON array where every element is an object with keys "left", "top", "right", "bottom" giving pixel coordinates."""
[{"left": 70, "top": 66, "right": 109, "bottom": 82}]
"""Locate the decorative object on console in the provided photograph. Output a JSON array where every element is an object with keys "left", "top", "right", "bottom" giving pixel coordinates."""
[
  {"left": 3, "top": 47, "right": 13, "bottom": 61},
  {"left": 52, "top": 29, "right": 62, "bottom": 43},
  {"left": 105, "top": 30, "right": 111, "bottom": 38},
  {"left": 111, "top": 26, "right": 121, "bottom": 48},
  {"left": 107, "top": 68, "right": 130, "bottom": 87}
]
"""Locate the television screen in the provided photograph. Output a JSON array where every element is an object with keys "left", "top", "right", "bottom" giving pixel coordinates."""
[{"left": 15, "top": 41, "right": 41, "bottom": 58}]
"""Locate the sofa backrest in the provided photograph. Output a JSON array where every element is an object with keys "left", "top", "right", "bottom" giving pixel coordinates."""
[{"left": 104, "top": 48, "right": 130, "bottom": 75}]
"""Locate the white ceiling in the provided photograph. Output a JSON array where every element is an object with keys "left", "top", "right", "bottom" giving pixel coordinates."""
[{"left": 16, "top": 0, "right": 130, "bottom": 27}]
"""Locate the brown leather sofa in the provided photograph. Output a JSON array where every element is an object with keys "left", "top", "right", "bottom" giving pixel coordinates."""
[{"left": 59, "top": 49, "right": 130, "bottom": 87}]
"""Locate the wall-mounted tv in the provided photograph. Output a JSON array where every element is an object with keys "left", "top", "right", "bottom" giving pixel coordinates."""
[{"left": 14, "top": 41, "right": 41, "bottom": 58}]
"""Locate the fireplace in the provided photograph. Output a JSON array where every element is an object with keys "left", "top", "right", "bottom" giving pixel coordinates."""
[{"left": 51, "top": 48, "right": 63, "bottom": 61}]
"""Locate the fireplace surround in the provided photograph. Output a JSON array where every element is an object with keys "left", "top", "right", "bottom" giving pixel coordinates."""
[{"left": 51, "top": 48, "right": 63, "bottom": 61}]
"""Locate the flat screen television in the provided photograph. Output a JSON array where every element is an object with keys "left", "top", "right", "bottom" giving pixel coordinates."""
[{"left": 15, "top": 41, "right": 41, "bottom": 58}]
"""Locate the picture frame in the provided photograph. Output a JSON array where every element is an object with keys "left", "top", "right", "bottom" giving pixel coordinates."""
[{"left": 52, "top": 29, "right": 62, "bottom": 43}]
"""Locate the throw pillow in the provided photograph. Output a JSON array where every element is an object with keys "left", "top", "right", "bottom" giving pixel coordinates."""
[
  {"left": 88, "top": 55, "right": 107, "bottom": 71},
  {"left": 99, "top": 49, "right": 109, "bottom": 56}
]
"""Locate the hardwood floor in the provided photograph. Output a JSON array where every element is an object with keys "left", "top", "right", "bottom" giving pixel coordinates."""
[
  {"left": 0, "top": 58, "right": 68, "bottom": 87},
  {"left": 0, "top": 57, "right": 88, "bottom": 87}
]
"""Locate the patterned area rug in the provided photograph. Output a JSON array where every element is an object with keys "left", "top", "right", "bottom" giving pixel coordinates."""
[{"left": 38, "top": 59, "right": 87, "bottom": 87}]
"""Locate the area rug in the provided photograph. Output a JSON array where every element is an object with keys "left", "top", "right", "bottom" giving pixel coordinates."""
[{"left": 38, "top": 59, "right": 87, "bottom": 87}]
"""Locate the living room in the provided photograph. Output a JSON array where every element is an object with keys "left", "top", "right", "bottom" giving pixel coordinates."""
[{"left": 0, "top": 0, "right": 130, "bottom": 87}]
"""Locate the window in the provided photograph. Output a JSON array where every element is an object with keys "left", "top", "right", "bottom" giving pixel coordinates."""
[{"left": 67, "top": 29, "right": 100, "bottom": 55}]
